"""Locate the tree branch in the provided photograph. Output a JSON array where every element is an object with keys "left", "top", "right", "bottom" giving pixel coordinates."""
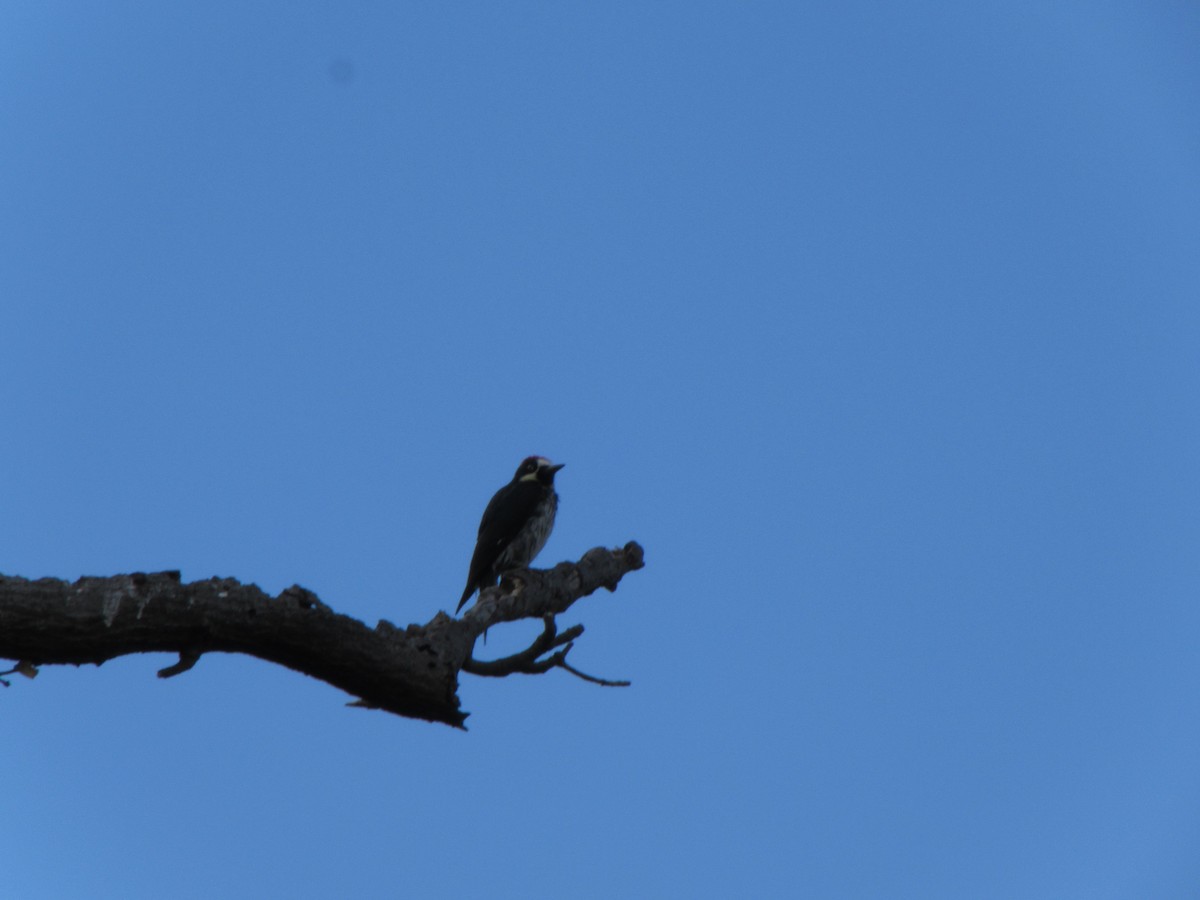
[
  {"left": 461, "top": 616, "right": 583, "bottom": 677},
  {"left": 0, "top": 542, "right": 644, "bottom": 728}
]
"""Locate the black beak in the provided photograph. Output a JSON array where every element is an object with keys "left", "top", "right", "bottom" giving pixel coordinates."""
[{"left": 549, "top": 463, "right": 566, "bottom": 474}]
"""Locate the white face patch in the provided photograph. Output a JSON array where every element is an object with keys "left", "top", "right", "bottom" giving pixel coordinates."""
[{"left": 519, "top": 457, "right": 554, "bottom": 482}]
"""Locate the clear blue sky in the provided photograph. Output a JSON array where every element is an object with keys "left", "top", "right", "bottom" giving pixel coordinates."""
[{"left": 2, "top": 3, "right": 1198, "bottom": 897}]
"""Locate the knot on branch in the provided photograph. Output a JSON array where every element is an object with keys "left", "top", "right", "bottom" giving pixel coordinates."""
[{"left": 279, "top": 585, "right": 327, "bottom": 612}]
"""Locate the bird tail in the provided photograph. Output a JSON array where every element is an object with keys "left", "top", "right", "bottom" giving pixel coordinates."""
[{"left": 455, "top": 583, "right": 475, "bottom": 614}]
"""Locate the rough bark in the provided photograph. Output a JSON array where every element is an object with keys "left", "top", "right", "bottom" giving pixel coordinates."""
[{"left": 0, "top": 542, "right": 644, "bottom": 728}]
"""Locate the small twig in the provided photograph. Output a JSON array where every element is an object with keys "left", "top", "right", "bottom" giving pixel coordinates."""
[
  {"left": 157, "top": 649, "right": 200, "bottom": 679},
  {"left": 541, "top": 642, "right": 631, "bottom": 687},
  {"left": 559, "top": 658, "right": 630, "bottom": 687},
  {"left": 462, "top": 621, "right": 630, "bottom": 687},
  {"left": 0, "top": 660, "right": 38, "bottom": 686},
  {"left": 463, "top": 616, "right": 582, "bottom": 677}
]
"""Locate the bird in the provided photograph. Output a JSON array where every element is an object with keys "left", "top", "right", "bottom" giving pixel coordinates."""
[{"left": 456, "top": 456, "right": 565, "bottom": 614}]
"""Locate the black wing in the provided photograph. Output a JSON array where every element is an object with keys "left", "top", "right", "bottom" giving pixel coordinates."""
[
  {"left": 457, "top": 481, "right": 542, "bottom": 612},
  {"left": 476, "top": 480, "right": 540, "bottom": 543}
]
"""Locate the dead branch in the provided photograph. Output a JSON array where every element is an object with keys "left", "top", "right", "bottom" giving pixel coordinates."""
[{"left": 0, "top": 542, "right": 644, "bottom": 728}]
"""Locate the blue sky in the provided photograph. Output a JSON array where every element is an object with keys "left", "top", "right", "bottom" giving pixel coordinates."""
[{"left": 2, "top": 3, "right": 1198, "bottom": 897}]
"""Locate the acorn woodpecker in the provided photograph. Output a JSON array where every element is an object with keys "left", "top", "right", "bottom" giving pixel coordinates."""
[{"left": 456, "top": 456, "right": 565, "bottom": 614}]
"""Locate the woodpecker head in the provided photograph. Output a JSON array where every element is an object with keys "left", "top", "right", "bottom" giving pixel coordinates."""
[{"left": 514, "top": 456, "right": 565, "bottom": 486}]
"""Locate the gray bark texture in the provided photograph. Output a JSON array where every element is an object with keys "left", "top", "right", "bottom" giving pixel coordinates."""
[{"left": 0, "top": 542, "right": 644, "bottom": 728}]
